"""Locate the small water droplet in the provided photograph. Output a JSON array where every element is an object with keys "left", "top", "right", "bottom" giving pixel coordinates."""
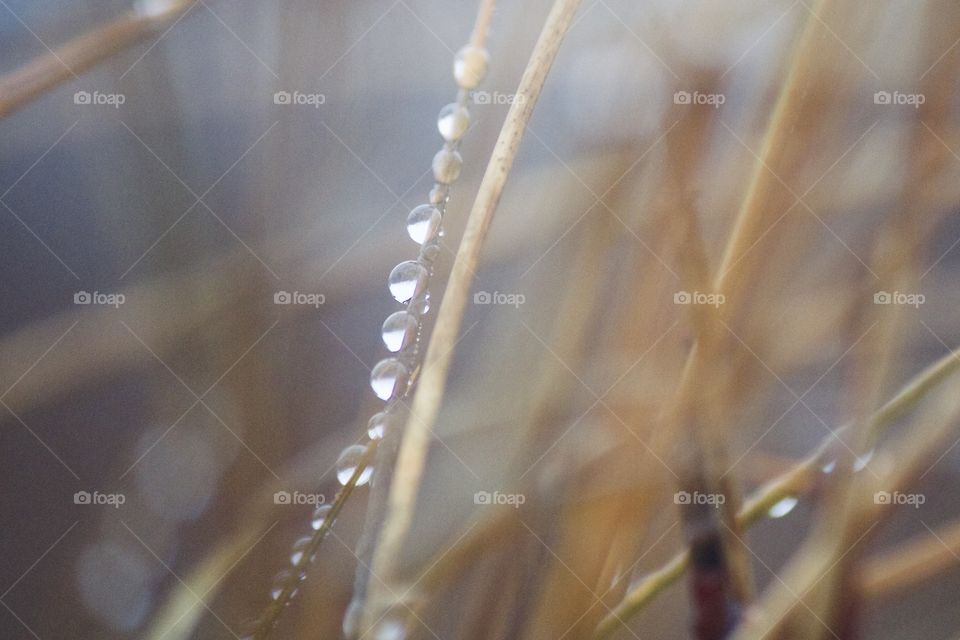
[
  {"left": 336, "top": 444, "right": 373, "bottom": 486},
  {"left": 437, "top": 103, "right": 470, "bottom": 141},
  {"left": 367, "top": 412, "right": 389, "bottom": 440},
  {"left": 388, "top": 261, "right": 428, "bottom": 303},
  {"left": 311, "top": 504, "right": 332, "bottom": 530},
  {"left": 290, "top": 536, "right": 313, "bottom": 566},
  {"left": 410, "top": 292, "right": 431, "bottom": 316},
  {"left": 428, "top": 184, "right": 448, "bottom": 205},
  {"left": 854, "top": 448, "right": 874, "bottom": 472},
  {"left": 381, "top": 311, "right": 418, "bottom": 353},
  {"left": 419, "top": 242, "right": 441, "bottom": 263},
  {"left": 767, "top": 496, "right": 799, "bottom": 519},
  {"left": 374, "top": 618, "right": 406, "bottom": 640},
  {"left": 271, "top": 570, "right": 296, "bottom": 600},
  {"left": 406, "top": 205, "right": 442, "bottom": 245},
  {"left": 370, "top": 358, "right": 409, "bottom": 401},
  {"left": 821, "top": 459, "right": 837, "bottom": 474}
]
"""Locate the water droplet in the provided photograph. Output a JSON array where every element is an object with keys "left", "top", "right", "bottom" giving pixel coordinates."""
[
  {"left": 367, "top": 412, "right": 389, "bottom": 440},
  {"left": 336, "top": 444, "right": 373, "bottom": 486},
  {"left": 410, "top": 292, "right": 431, "bottom": 316},
  {"left": 374, "top": 618, "right": 406, "bottom": 640},
  {"left": 432, "top": 148, "right": 462, "bottom": 184},
  {"left": 311, "top": 504, "right": 332, "bottom": 530},
  {"left": 437, "top": 103, "right": 470, "bottom": 141},
  {"left": 428, "top": 184, "right": 448, "bottom": 205},
  {"left": 854, "top": 448, "right": 874, "bottom": 472},
  {"left": 419, "top": 242, "right": 441, "bottom": 263},
  {"left": 342, "top": 599, "right": 362, "bottom": 639},
  {"left": 388, "top": 261, "right": 428, "bottom": 303},
  {"left": 821, "top": 459, "right": 837, "bottom": 474},
  {"left": 406, "top": 205, "right": 442, "bottom": 245},
  {"left": 382, "top": 311, "right": 418, "bottom": 352},
  {"left": 290, "top": 536, "right": 313, "bottom": 566},
  {"left": 454, "top": 45, "right": 489, "bottom": 89},
  {"left": 271, "top": 570, "right": 296, "bottom": 600},
  {"left": 767, "top": 496, "right": 798, "bottom": 519},
  {"left": 370, "top": 358, "right": 409, "bottom": 401}
]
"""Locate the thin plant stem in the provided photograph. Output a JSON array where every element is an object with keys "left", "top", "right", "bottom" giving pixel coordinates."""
[{"left": 363, "top": 0, "right": 584, "bottom": 625}]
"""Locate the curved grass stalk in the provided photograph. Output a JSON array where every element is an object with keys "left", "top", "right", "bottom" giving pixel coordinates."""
[
  {"left": 363, "top": 0, "right": 585, "bottom": 624},
  {"left": 593, "top": 345, "right": 960, "bottom": 639}
]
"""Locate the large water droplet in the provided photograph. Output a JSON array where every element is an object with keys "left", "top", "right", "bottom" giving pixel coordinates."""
[
  {"left": 311, "top": 504, "right": 333, "bottom": 531},
  {"left": 381, "top": 311, "right": 418, "bottom": 352},
  {"left": 437, "top": 103, "right": 470, "bottom": 141},
  {"left": 370, "top": 358, "right": 409, "bottom": 400},
  {"left": 453, "top": 45, "right": 489, "bottom": 90},
  {"left": 406, "top": 205, "right": 442, "bottom": 245},
  {"left": 767, "top": 496, "right": 798, "bottom": 519},
  {"left": 367, "top": 412, "right": 389, "bottom": 440},
  {"left": 388, "top": 261, "right": 428, "bottom": 303},
  {"left": 336, "top": 445, "right": 373, "bottom": 486},
  {"left": 432, "top": 148, "right": 462, "bottom": 184}
]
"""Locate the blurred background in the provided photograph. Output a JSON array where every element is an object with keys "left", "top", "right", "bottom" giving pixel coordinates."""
[{"left": 2, "top": 1, "right": 960, "bottom": 639}]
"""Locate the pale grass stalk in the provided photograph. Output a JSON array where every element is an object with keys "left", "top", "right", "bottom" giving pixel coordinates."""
[
  {"left": 364, "top": 0, "right": 584, "bottom": 624},
  {"left": 0, "top": 1, "right": 196, "bottom": 118},
  {"left": 860, "top": 517, "right": 960, "bottom": 598},
  {"left": 594, "top": 345, "right": 960, "bottom": 639}
]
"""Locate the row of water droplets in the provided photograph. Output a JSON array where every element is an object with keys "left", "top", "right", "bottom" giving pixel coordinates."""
[{"left": 246, "top": 42, "right": 491, "bottom": 640}]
